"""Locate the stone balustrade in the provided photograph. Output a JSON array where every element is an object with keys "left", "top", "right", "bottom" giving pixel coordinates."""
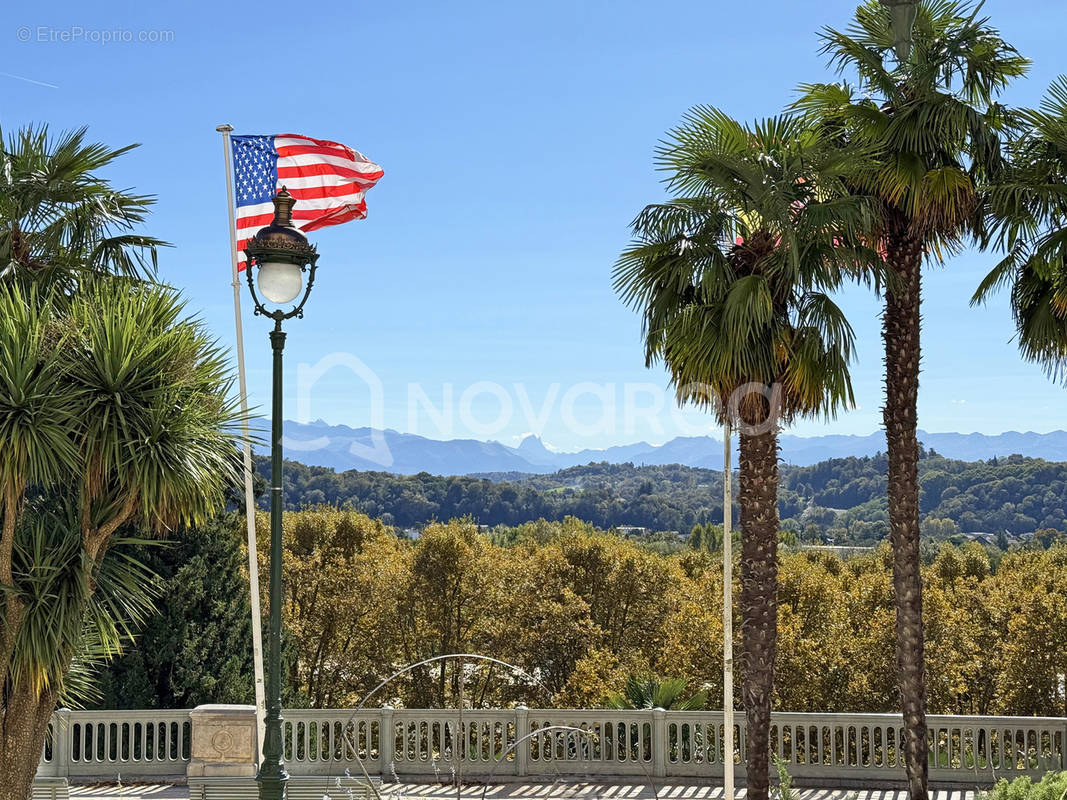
[{"left": 34, "top": 706, "right": 1067, "bottom": 793}]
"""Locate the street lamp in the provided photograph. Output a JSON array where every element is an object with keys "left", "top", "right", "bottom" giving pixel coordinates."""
[
  {"left": 243, "top": 186, "right": 319, "bottom": 800},
  {"left": 880, "top": 0, "right": 918, "bottom": 61}
]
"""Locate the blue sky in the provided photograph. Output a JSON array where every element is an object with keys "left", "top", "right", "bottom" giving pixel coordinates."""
[{"left": 4, "top": 0, "right": 1066, "bottom": 452}]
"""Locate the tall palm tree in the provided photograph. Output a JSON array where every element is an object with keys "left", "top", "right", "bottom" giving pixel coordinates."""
[
  {"left": 615, "top": 109, "right": 869, "bottom": 800},
  {"left": 974, "top": 76, "right": 1067, "bottom": 374},
  {"left": 795, "top": 5, "right": 1027, "bottom": 797}
]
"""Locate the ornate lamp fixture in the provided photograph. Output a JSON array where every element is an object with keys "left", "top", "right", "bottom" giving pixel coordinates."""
[{"left": 243, "top": 187, "right": 319, "bottom": 319}]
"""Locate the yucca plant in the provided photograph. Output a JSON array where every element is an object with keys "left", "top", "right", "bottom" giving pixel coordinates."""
[
  {"left": 795, "top": 5, "right": 1028, "bottom": 797},
  {"left": 10, "top": 500, "right": 159, "bottom": 709},
  {"left": 0, "top": 280, "right": 242, "bottom": 800},
  {"left": 615, "top": 109, "right": 873, "bottom": 800}
]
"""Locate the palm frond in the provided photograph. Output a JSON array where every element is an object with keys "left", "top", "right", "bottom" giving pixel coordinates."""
[
  {"left": 605, "top": 674, "right": 708, "bottom": 711},
  {"left": 977, "top": 76, "right": 1067, "bottom": 377},
  {"left": 0, "top": 123, "right": 166, "bottom": 283},
  {"left": 796, "top": 0, "right": 1027, "bottom": 252},
  {"left": 614, "top": 107, "right": 863, "bottom": 426},
  {"left": 62, "top": 280, "right": 244, "bottom": 532}
]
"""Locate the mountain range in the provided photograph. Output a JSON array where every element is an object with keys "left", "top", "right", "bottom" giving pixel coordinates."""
[{"left": 267, "top": 420, "right": 1067, "bottom": 475}]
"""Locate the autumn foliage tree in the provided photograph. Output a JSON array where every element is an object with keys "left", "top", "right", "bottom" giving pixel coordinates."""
[{"left": 236, "top": 510, "right": 1067, "bottom": 722}]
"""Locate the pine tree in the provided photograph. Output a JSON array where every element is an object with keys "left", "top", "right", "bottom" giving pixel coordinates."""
[{"left": 92, "top": 514, "right": 255, "bottom": 709}]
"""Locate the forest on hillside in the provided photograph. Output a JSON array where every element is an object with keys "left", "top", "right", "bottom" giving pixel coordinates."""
[{"left": 256, "top": 450, "right": 1067, "bottom": 543}]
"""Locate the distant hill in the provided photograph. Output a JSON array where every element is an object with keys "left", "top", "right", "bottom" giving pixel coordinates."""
[
  {"left": 270, "top": 419, "right": 1067, "bottom": 475},
  {"left": 259, "top": 451, "right": 1067, "bottom": 544}
]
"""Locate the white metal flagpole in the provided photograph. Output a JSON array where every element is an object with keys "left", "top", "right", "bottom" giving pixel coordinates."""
[
  {"left": 217, "top": 123, "right": 267, "bottom": 759},
  {"left": 722, "top": 420, "right": 735, "bottom": 800}
]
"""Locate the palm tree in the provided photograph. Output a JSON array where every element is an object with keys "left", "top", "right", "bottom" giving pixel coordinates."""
[
  {"left": 0, "top": 124, "right": 165, "bottom": 289},
  {"left": 974, "top": 76, "right": 1067, "bottom": 374},
  {"left": 614, "top": 109, "right": 869, "bottom": 800},
  {"left": 606, "top": 675, "right": 708, "bottom": 711},
  {"left": 795, "top": 5, "right": 1027, "bottom": 797},
  {"left": 0, "top": 125, "right": 241, "bottom": 800}
]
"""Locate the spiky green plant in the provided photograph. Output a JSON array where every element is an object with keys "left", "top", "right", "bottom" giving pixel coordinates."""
[
  {"left": 774, "top": 756, "right": 796, "bottom": 800},
  {"left": 605, "top": 675, "right": 708, "bottom": 711},
  {"left": 0, "top": 280, "right": 241, "bottom": 800},
  {"left": 10, "top": 501, "right": 159, "bottom": 707}
]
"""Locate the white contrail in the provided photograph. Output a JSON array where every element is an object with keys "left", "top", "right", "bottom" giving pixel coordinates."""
[{"left": 0, "top": 72, "right": 58, "bottom": 89}]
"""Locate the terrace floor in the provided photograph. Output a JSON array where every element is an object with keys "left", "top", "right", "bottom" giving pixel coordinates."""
[{"left": 66, "top": 783, "right": 980, "bottom": 800}]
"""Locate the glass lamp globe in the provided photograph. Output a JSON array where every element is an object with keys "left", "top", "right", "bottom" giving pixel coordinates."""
[{"left": 257, "top": 261, "right": 303, "bottom": 304}]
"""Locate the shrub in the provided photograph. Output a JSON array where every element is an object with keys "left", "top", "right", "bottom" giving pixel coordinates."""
[{"left": 982, "top": 772, "right": 1067, "bottom": 800}]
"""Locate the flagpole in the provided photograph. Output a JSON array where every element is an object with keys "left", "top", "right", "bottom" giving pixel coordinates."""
[
  {"left": 722, "top": 420, "right": 734, "bottom": 800},
  {"left": 217, "top": 123, "right": 267, "bottom": 759}
]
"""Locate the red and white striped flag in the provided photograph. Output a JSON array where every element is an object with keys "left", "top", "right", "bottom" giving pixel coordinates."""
[{"left": 230, "top": 133, "right": 383, "bottom": 268}]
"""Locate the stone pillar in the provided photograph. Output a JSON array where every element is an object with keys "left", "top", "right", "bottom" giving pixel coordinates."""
[
  {"left": 35, "top": 714, "right": 58, "bottom": 778},
  {"left": 514, "top": 707, "right": 529, "bottom": 777},
  {"left": 379, "top": 706, "right": 395, "bottom": 780},
  {"left": 52, "top": 709, "right": 72, "bottom": 779},
  {"left": 188, "top": 705, "right": 258, "bottom": 779},
  {"left": 652, "top": 707, "right": 667, "bottom": 778}
]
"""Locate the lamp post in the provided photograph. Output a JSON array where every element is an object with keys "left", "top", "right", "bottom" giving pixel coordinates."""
[
  {"left": 243, "top": 187, "right": 319, "bottom": 800},
  {"left": 880, "top": 0, "right": 919, "bottom": 61}
]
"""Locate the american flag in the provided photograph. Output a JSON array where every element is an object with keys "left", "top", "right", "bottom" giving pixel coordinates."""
[{"left": 231, "top": 133, "right": 383, "bottom": 269}]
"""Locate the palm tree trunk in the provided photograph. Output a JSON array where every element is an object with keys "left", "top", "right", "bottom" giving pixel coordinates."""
[
  {"left": 883, "top": 221, "right": 929, "bottom": 800},
  {"left": 738, "top": 426, "right": 779, "bottom": 800}
]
